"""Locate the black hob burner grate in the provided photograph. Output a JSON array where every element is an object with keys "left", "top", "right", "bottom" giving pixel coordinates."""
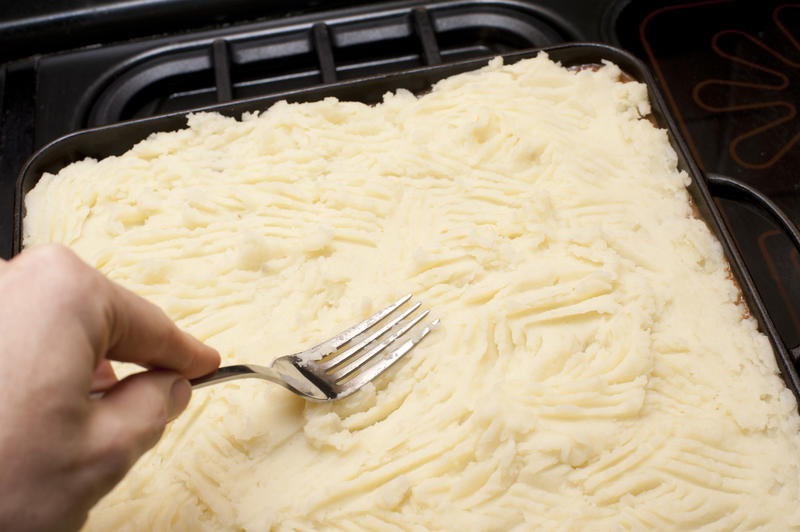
[{"left": 0, "top": 0, "right": 586, "bottom": 261}]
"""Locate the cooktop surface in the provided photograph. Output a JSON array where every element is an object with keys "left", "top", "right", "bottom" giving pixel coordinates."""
[{"left": 613, "top": 0, "right": 800, "bottom": 353}]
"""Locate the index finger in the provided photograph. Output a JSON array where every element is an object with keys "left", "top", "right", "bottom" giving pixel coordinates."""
[
  {"left": 104, "top": 281, "right": 221, "bottom": 379},
  {"left": 10, "top": 244, "right": 220, "bottom": 379}
]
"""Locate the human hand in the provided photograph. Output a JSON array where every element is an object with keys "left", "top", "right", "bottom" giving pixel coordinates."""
[{"left": 0, "top": 244, "right": 221, "bottom": 532}]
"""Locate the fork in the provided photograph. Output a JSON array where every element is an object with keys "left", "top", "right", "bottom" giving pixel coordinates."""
[{"left": 189, "top": 295, "right": 438, "bottom": 401}]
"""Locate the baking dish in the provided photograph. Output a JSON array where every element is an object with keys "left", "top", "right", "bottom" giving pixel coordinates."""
[{"left": 13, "top": 42, "right": 800, "bottom": 402}]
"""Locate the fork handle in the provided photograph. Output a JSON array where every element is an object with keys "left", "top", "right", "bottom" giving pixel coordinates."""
[{"left": 189, "top": 364, "right": 282, "bottom": 389}]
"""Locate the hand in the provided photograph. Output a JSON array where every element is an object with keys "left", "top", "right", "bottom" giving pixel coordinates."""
[{"left": 0, "top": 244, "right": 220, "bottom": 532}]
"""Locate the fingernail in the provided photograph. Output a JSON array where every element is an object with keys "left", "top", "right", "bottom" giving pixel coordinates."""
[{"left": 167, "top": 378, "right": 191, "bottom": 422}]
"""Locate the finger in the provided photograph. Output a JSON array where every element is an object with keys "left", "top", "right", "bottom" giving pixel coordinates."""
[
  {"left": 104, "top": 282, "right": 221, "bottom": 379},
  {"left": 1, "top": 245, "right": 113, "bottom": 391},
  {"left": 7, "top": 244, "right": 219, "bottom": 386},
  {"left": 85, "top": 371, "right": 191, "bottom": 490},
  {"left": 90, "top": 360, "right": 119, "bottom": 393},
  {"left": 15, "top": 244, "right": 220, "bottom": 379}
]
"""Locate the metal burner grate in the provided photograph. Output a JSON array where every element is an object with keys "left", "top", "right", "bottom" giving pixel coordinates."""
[{"left": 80, "top": 3, "right": 569, "bottom": 127}]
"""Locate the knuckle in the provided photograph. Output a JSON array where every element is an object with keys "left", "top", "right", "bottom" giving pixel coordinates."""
[
  {"left": 159, "top": 322, "right": 193, "bottom": 372},
  {"left": 174, "top": 333, "right": 197, "bottom": 372},
  {"left": 94, "top": 414, "right": 166, "bottom": 481},
  {"left": 134, "top": 388, "right": 171, "bottom": 446},
  {"left": 27, "top": 243, "right": 79, "bottom": 269},
  {"left": 25, "top": 245, "right": 111, "bottom": 319},
  {"left": 147, "top": 399, "right": 170, "bottom": 435},
  {"left": 28, "top": 244, "right": 93, "bottom": 291},
  {"left": 93, "top": 423, "right": 137, "bottom": 482}
]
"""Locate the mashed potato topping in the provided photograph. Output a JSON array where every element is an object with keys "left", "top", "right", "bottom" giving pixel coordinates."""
[{"left": 24, "top": 53, "right": 800, "bottom": 531}]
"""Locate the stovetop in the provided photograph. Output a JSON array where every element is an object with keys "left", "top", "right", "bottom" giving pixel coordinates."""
[
  {"left": 612, "top": 0, "right": 800, "bottom": 354},
  {"left": 1, "top": 0, "right": 799, "bottom": 351}
]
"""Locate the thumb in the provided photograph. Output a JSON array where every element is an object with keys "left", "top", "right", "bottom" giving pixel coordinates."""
[{"left": 85, "top": 371, "right": 191, "bottom": 491}]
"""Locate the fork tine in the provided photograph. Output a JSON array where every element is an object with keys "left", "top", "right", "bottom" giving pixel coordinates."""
[
  {"left": 337, "top": 318, "right": 439, "bottom": 396},
  {"left": 330, "top": 309, "right": 430, "bottom": 380},
  {"left": 300, "top": 294, "right": 412, "bottom": 361},
  {"left": 318, "top": 302, "right": 421, "bottom": 371}
]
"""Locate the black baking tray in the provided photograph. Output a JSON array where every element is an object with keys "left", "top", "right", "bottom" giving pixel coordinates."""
[{"left": 13, "top": 42, "right": 800, "bottom": 402}]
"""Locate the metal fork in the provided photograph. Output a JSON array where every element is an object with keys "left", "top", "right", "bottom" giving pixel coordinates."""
[{"left": 189, "top": 295, "right": 437, "bottom": 401}]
